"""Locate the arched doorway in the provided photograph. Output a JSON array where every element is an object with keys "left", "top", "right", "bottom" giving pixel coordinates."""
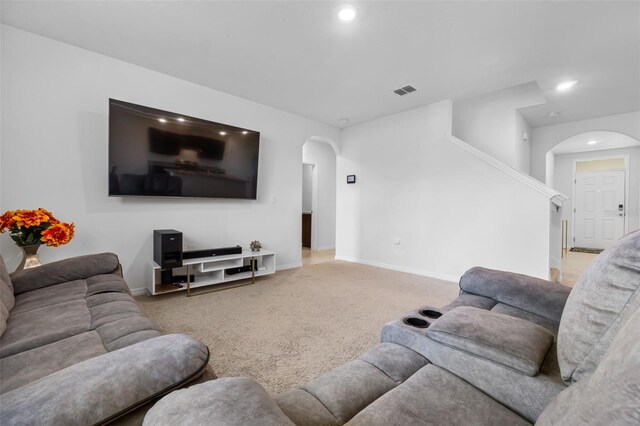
[
  {"left": 546, "top": 131, "right": 640, "bottom": 284},
  {"left": 301, "top": 137, "right": 338, "bottom": 265}
]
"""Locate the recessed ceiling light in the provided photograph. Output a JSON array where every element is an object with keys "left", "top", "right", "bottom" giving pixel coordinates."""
[
  {"left": 548, "top": 111, "right": 560, "bottom": 117},
  {"left": 242, "top": 131, "right": 249, "bottom": 135},
  {"left": 219, "top": 131, "right": 227, "bottom": 136},
  {"left": 338, "top": 6, "right": 357, "bottom": 21},
  {"left": 587, "top": 140, "right": 598, "bottom": 145},
  {"left": 177, "top": 117, "right": 185, "bottom": 122},
  {"left": 158, "top": 118, "right": 167, "bottom": 123},
  {"left": 338, "top": 118, "right": 350, "bottom": 125},
  {"left": 556, "top": 80, "right": 578, "bottom": 91}
]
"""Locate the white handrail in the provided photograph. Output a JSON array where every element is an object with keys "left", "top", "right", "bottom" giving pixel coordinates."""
[{"left": 445, "top": 133, "right": 569, "bottom": 206}]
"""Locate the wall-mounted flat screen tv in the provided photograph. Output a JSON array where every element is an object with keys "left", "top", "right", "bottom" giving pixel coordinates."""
[{"left": 109, "top": 99, "right": 260, "bottom": 199}]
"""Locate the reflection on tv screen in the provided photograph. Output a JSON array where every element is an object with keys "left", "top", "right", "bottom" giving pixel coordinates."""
[{"left": 108, "top": 99, "right": 260, "bottom": 199}]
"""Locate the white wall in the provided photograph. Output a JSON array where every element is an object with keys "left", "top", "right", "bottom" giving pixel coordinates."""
[
  {"left": 531, "top": 111, "right": 640, "bottom": 183},
  {"left": 336, "top": 100, "right": 552, "bottom": 282},
  {"left": 0, "top": 26, "right": 339, "bottom": 292},
  {"left": 302, "top": 140, "right": 336, "bottom": 250},
  {"left": 553, "top": 147, "right": 640, "bottom": 246},
  {"left": 302, "top": 164, "right": 313, "bottom": 213},
  {"left": 515, "top": 110, "right": 532, "bottom": 174},
  {"left": 549, "top": 204, "right": 563, "bottom": 278},
  {"left": 452, "top": 82, "right": 543, "bottom": 173}
]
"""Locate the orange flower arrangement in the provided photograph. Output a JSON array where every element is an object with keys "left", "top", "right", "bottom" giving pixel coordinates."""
[{"left": 0, "top": 208, "right": 74, "bottom": 247}]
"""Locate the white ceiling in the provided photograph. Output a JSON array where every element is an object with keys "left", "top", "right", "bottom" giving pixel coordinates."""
[
  {"left": 2, "top": 1, "right": 639, "bottom": 129},
  {"left": 551, "top": 131, "right": 640, "bottom": 155}
]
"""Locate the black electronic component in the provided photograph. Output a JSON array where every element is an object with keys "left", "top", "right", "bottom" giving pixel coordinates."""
[{"left": 153, "top": 229, "right": 183, "bottom": 268}]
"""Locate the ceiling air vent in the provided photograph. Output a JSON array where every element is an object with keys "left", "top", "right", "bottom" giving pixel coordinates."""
[{"left": 393, "top": 85, "right": 417, "bottom": 96}]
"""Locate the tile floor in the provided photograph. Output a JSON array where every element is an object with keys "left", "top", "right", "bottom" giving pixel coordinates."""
[
  {"left": 301, "top": 247, "right": 596, "bottom": 287},
  {"left": 560, "top": 250, "right": 598, "bottom": 287},
  {"left": 302, "top": 248, "right": 336, "bottom": 266}
]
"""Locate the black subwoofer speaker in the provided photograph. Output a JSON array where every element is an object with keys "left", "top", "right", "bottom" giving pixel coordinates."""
[{"left": 153, "top": 229, "right": 183, "bottom": 269}]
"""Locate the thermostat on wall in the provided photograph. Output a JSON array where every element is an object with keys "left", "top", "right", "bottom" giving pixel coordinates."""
[{"left": 347, "top": 175, "right": 356, "bottom": 184}]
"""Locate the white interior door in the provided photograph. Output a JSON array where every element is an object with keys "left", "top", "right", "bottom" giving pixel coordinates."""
[{"left": 574, "top": 170, "right": 625, "bottom": 249}]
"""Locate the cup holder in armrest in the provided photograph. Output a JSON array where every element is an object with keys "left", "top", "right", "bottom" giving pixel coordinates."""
[
  {"left": 403, "top": 317, "right": 430, "bottom": 328},
  {"left": 419, "top": 309, "right": 443, "bottom": 320}
]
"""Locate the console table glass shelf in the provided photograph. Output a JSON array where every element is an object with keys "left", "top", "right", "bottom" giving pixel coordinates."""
[{"left": 149, "top": 250, "right": 276, "bottom": 296}]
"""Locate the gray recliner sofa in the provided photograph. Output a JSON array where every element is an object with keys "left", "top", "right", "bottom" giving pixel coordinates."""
[
  {"left": 142, "top": 230, "right": 640, "bottom": 425},
  {"left": 0, "top": 252, "right": 211, "bottom": 425}
]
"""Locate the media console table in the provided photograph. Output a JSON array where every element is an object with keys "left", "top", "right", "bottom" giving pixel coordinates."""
[{"left": 148, "top": 250, "right": 276, "bottom": 296}]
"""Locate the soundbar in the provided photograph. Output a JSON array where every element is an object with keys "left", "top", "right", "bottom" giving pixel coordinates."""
[{"left": 183, "top": 245, "right": 243, "bottom": 259}]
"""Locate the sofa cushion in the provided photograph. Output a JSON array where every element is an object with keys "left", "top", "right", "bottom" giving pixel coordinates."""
[
  {"left": 0, "top": 257, "right": 14, "bottom": 337},
  {"left": 3, "top": 334, "right": 209, "bottom": 426},
  {"left": 0, "top": 256, "right": 12, "bottom": 292},
  {"left": 0, "top": 278, "right": 15, "bottom": 338},
  {"left": 302, "top": 359, "right": 397, "bottom": 424},
  {"left": 426, "top": 306, "right": 554, "bottom": 376},
  {"left": 143, "top": 377, "right": 294, "bottom": 426},
  {"left": 440, "top": 292, "right": 498, "bottom": 312},
  {"left": 557, "top": 230, "right": 640, "bottom": 384},
  {"left": 459, "top": 267, "right": 571, "bottom": 323},
  {"left": 10, "top": 279, "right": 86, "bottom": 315},
  {"left": 358, "top": 342, "right": 428, "bottom": 383},
  {"left": 0, "top": 272, "right": 161, "bottom": 393},
  {"left": 86, "top": 273, "right": 130, "bottom": 296},
  {"left": 490, "top": 303, "right": 559, "bottom": 335},
  {"left": 0, "top": 299, "right": 91, "bottom": 358},
  {"left": 383, "top": 318, "right": 566, "bottom": 422},
  {"left": 274, "top": 342, "right": 427, "bottom": 426},
  {"left": 10, "top": 252, "right": 120, "bottom": 295},
  {"left": 0, "top": 331, "right": 106, "bottom": 394},
  {"left": 537, "top": 306, "right": 640, "bottom": 425},
  {"left": 346, "top": 364, "right": 532, "bottom": 426},
  {"left": 275, "top": 389, "right": 340, "bottom": 426}
]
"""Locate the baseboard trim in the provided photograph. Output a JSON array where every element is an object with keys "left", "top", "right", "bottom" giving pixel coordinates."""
[
  {"left": 277, "top": 262, "right": 302, "bottom": 271},
  {"left": 313, "top": 245, "right": 336, "bottom": 251},
  {"left": 130, "top": 288, "right": 150, "bottom": 297},
  {"left": 334, "top": 255, "right": 460, "bottom": 284}
]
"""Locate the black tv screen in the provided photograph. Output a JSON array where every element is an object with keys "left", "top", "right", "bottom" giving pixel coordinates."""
[{"left": 108, "top": 99, "right": 260, "bottom": 199}]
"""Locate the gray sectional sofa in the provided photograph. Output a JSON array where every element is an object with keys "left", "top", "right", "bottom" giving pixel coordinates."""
[
  {"left": 0, "top": 252, "right": 211, "bottom": 425},
  {"left": 143, "top": 230, "right": 640, "bottom": 425}
]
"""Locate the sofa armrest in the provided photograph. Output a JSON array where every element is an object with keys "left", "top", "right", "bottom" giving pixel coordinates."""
[
  {"left": 426, "top": 306, "right": 555, "bottom": 376},
  {"left": 10, "top": 252, "right": 120, "bottom": 295},
  {"left": 460, "top": 267, "right": 572, "bottom": 323},
  {"left": 143, "top": 377, "right": 295, "bottom": 426},
  {"left": 0, "top": 334, "right": 209, "bottom": 425}
]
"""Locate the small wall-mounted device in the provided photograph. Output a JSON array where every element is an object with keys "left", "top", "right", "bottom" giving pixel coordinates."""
[{"left": 347, "top": 175, "right": 356, "bottom": 184}]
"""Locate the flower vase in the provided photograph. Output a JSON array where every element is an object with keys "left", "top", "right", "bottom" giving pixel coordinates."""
[{"left": 16, "top": 244, "right": 42, "bottom": 272}]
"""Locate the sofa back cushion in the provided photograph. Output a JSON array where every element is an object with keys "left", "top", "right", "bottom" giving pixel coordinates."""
[
  {"left": 557, "top": 230, "right": 640, "bottom": 384},
  {"left": 0, "top": 257, "right": 15, "bottom": 337},
  {"left": 536, "top": 306, "right": 640, "bottom": 425}
]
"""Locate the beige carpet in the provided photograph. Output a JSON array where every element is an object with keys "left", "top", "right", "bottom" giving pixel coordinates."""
[{"left": 136, "top": 260, "right": 459, "bottom": 394}]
